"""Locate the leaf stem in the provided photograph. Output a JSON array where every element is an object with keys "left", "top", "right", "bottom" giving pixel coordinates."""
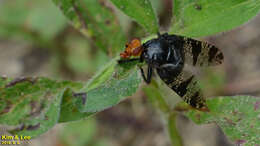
[
  {"left": 144, "top": 80, "right": 183, "bottom": 146},
  {"left": 168, "top": 112, "right": 183, "bottom": 146}
]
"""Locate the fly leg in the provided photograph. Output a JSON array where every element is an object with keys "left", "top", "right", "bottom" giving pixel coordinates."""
[{"left": 139, "top": 64, "right": 153, "bottom": 84}]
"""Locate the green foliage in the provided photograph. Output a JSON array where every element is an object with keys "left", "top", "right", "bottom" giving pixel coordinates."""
[
  {"left": 76, "top": 58, "right": 141, "bottom": 113},
  {"left": 0, "top": 59, "right": 140, "bottom": 136},
  {"left": 0, "top": 77, "right": 82, "bottom": 138},
  {"left": 171, "top": 0, "right": 260, "bottom": 37},
  {"left": 110, "top": 0, "right": 159, "bottom": 34},
  {"left": 52, "top": 0, "right": 126, "bottom": 55},
  {"left": 183, "top": 96, "right": 260, "bottom": 145},
  {"left": 58, "top": 88, "right": 92, "bottom": 123},
  {"left": 1, "top": 0, "right": 260, "bottom": 145}
]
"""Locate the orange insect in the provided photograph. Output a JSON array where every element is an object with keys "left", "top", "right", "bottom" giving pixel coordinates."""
[{"left": 120, "top": 38, "right": 143, "bottom": 59}]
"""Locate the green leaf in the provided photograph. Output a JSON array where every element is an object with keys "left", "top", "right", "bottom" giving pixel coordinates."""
[
  {"left": 58, "top": 88, "right": 93, "bottom": 123},
  {"left": 170, "top": 0, "right": 260, "bottom": 37},
  {"left": 0, "top": 60, "right": 141, "bottom": 134},
  {"left": 183, "top": 96, "right": 260, "bottom": 145},
  {"left": 110, "top": 0, "right": 159, "bottom": 34},
  {"left": 0, "top": 77, "right": 83, "bottom": 138},
  {"left": 81, "top": 58, "right": 118, "bottom": 92},
  {"left": 58, "top": 58, "right": 117, "bottom": 123},
  {"left": 75, "top": 58, "right": 141, "bottom": 112},
  {"left": 59, "top": 58, "right": 141, "bottom": 122},
  {"left": 52, "top": 0, "right": 126, "bottom": 55},
  {"left": 0, "top": 57, "right": 141, "bottom": 137}
]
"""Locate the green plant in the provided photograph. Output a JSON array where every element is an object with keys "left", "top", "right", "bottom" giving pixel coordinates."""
[{"left": 0, "top": 0, "right": 260, "bottom": 145}]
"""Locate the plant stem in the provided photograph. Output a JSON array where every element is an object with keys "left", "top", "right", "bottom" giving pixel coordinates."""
[
  {"left": 168, "top": 112, "right": 183, "bottom": 146},
  {"left": 143, "top": 79, "right": 183, "bottom": 146}
]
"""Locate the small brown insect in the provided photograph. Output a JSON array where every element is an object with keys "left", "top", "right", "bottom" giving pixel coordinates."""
[{"left": 120, "top": 38, "right": 143, "bottom": 58}]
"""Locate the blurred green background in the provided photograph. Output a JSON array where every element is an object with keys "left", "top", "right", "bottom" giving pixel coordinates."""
[{"left": 1, "top": 0, "right": 260, "bottom": 146}]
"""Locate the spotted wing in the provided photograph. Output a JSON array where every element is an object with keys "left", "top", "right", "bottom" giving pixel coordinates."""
[
  {"left": 162, "top": 33, "right": 224, "bottom": 67},
  {"left": 157, "top": 69, "right": 208, "bottom": 110}
]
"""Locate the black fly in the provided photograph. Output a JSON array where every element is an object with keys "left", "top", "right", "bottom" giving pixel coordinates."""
[{"left": 118, "top": 33, "right": 224, "bottom": 110}]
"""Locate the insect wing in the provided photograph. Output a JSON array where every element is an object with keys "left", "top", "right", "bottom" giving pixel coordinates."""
[
  {"left": 157, "top": 69, "right": 208, "bottom": 110},
  {"left": 162, "top": 34, "right": 224, "bottom": 67}
]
